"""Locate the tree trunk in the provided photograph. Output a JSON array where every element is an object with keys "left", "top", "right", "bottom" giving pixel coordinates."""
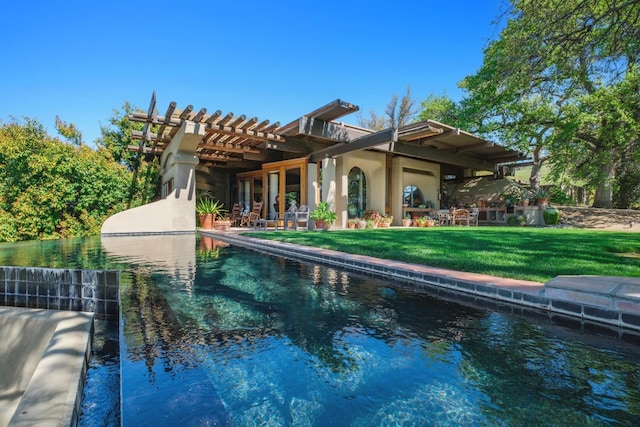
[
  {"left": 529, "top": 145, "right": 546, "bottom": 191},
  {"left": 592, "top": 161, "right": 616, "bottom": 208}
]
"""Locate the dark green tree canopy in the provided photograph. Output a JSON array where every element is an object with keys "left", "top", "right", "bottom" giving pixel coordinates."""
[
  {"left": 459, "top": 0, "right": 640, "bottom": 208},
  {"left": 0, "top": 109, "right": 159, "bottom": 242}
]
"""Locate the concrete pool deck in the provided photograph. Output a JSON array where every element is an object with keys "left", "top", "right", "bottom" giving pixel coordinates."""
[
  {"left": 0, "top": 307, "right": 93, "bottom": 427},
  {"left": 201, "top": 229, "right": 640, "bottom": 333}
]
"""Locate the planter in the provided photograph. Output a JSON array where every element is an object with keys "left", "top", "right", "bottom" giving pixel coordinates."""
[
  {"left": 357, "top": 220, "right": 367, "bottom": 229},
  {"left": 314, "top": 219, "right": 330, "bottom": 230},
  {"left": 535, "top": 198, "right": 549, "bottom": 206},
  {"left": 198, "top": 214, "right": 213, "bottom": 229},
  {"left": 347, "top": 222, "right": 356, "bottom": 229},
  {"left": 543, "top": 207, "right": 560, "bottom": 225},
  {"left": 214, "top": 220, "right": 232, "bottom": 231},
  {"left": 402, "top": 219, "right": 412, "bottom": 227}
]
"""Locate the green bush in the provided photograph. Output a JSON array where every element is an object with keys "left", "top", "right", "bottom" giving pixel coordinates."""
[
  {"left": 0, "top": 118, "right": 153, "bottom": 241},
  {"left": 506, "top": 214, "right": 527, "bottom": 226},
  {"left": 549, "top": 186, "right": 574, "bottom": 206}
]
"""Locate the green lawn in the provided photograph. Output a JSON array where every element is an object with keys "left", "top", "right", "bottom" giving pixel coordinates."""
[{"left": 244, "top": 227, "right": 640, "bottom": 283}]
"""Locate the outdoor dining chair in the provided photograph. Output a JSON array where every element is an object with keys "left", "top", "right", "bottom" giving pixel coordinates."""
[{"left": 452, "top": 209, "right": 471, "bottom": 226}]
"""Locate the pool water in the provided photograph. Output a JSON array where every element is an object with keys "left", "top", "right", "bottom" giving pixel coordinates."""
[{"left": 2, "top": 236, "right": 640, "bottom": 426}]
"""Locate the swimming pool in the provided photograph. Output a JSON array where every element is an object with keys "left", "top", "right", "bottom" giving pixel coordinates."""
[{"left": 2, "top": 235, "right": 640, "bottom": 426}]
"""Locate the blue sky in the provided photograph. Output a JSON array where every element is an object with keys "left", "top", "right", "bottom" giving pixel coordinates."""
[{"left": 1, "top": 0, "right": 505, "bottom": 145}]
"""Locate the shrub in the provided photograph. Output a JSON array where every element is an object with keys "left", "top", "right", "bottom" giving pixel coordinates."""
[{"left": 506, "top": 214, "right": 527, "bottom": 226}]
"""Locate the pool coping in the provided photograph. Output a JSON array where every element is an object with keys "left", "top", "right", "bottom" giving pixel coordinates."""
[
  {"left": 201, "top": 230, "right": 640, "bottom": 333},
  {"left": 0, "top": 306, "right": 93, "bottom": 427}
]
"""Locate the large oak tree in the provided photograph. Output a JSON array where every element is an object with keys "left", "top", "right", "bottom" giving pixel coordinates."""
[{"left": 461, "top": 0, "right": 640, "bottom": 207}]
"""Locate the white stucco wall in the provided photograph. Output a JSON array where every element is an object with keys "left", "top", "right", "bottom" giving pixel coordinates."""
[
  {"left": 335, "top": 151, "right": 388, "bottom": 228},
  {"left": 101, "top": 121, "right": 202, "bottom": 235},
  {"left": 392, "top": 157, "right": 440, "bottom": 222}
]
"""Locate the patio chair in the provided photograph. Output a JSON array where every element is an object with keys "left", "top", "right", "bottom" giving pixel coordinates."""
[
  {"left": 230, "top": 203, "right": 242, "bottom": 226},
  {"left": 437, "top": 209, "right": 451, "bottom": 225},
  {"left": 452, "top": 209, "right": 471, "bottom": 226},
  {"left": 469, "top": 207, "right": 479, "bottom": 226},
  {"left": 286, "top": 205, "right": 309, "bottom": 231},
  {"left": 241, "top": 201, "right": 263, "bottom": 227}
]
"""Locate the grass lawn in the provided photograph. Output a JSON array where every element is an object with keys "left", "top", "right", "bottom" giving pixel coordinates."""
[{"left": 244, "top": 227, "right": 640, "bottom": 283}]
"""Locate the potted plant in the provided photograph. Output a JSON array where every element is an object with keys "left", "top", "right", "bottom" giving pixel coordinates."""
[
  {"left": 309, "top": 201, "right": 337, "bottom": 230},
  {"left": 196, "top": 195, "right": 217, "bottom": 229},
  {"left": 521, "top": 188, "right": 532, "bottom": 206},
  {"left": 533, "top": 188, "right": 549, "bottom": 206},
  {"left": 357, "top": 218, "right": 367, "bottom": 229},
  {"left": 285, "top": 192, "right": 297, "bottom": 209},
  {"left": 402, "top": 215, "right": 412, "bottom": 227},
  {"left": 347, "top": 218, "right": 359, "bottom": 229},
  {"left": 214, "top": 214, "right": 232, "bottom": 231},
  {"left": 363, "top": 209, "right": 380, "bottom": 222},
  {"left": 210, "top": 200, "right": 226, "bottom": 221},
  {"left": 379, "top": 214, "right": 393, "bottom": 227}
]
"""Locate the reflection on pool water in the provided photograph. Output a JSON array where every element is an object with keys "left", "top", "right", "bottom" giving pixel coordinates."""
[{"left": 1, "top": 236, "right": 640, "bottom": 426}]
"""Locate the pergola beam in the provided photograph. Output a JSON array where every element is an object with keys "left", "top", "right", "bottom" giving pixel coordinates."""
[
  {"left": 393, "top": 141, "right": 496, "bottom": 171},
  {"left": 309, "top": 128, "right": 397, "bottom": 162}
]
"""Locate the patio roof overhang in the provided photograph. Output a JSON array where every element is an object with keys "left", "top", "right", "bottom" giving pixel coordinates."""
[{"left": 129, "top": 92, "right": 528, "bottom": 172}]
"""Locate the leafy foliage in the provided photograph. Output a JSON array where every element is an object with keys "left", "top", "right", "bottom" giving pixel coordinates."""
[
  {"left": 459, "top": 0, "right": 640, "bottom": 208},
  {"left": 417, "top": 93, "right": 472, "bottom": 129},
  {"left": 95, "top": 102, "right": 159, "bottom": 208},
  {"left": 0, "top": 117, "right": 154, "bottom": 241}
]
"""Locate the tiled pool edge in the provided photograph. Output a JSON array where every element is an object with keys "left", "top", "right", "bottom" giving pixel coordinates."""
[
  {"left": 204, "top": 231, "right": 640, "bottom": 333},
  {"left": 0, "top": 267, "right": 121, "bottom": 427},
  {"left": 0, "top": 267, "right": 120, "bottom": 320}
]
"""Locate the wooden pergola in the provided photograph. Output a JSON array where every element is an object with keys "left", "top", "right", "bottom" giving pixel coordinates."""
[
  {"left": 129, "top": 92, "right": 526, "bottom": 171},
  {"left": 129, "top": 92, "right": 286, "bottom": 167}
]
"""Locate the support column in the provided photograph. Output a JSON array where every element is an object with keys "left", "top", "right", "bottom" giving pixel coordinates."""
[
  {"left": 321, "top": 158, "right": 337, "bottom": 209},
  {"left": 308, "top": 162, "right": 319, "bottom": 210}
]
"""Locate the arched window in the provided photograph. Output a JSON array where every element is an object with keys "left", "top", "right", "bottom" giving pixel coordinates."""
[
  {"left": 347, "top": 167, "right": 367, "bottom": 218},
  {"left": 403, "top": 185, "right": 425, "bottom": 207}
]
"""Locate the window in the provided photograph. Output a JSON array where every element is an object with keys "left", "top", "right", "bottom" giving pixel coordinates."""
[
  {"left": 348, "top": 167, "right": 367, "bottom": 218},
  {"left": 403, "top": 185, "right": 424, "bottom": 207}
]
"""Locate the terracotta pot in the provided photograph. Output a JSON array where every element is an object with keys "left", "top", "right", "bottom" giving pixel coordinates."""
[
  {"left": 199, "top": 214, "right": 213, "bottom": 229},
  {"left": 348, "top": 223, "right": 356, "bottom": 229},
  {"left": 402, "top": 219, "right": 412, "bottom": 227},
  {"left": 314, "top": 219, "right": 329, "bottom": 230},
  {"left": 214, "top": 220, "right": 231, "bottom": 231}
]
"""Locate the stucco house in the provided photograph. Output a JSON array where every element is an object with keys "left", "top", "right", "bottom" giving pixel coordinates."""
[{"left": 101, "top": 93, "right": 525, "bottom": 235}]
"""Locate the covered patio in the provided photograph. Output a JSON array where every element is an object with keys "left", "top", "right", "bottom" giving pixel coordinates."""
[{"left": 101, "top": 92, "right": 526, "bottom": 235}]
